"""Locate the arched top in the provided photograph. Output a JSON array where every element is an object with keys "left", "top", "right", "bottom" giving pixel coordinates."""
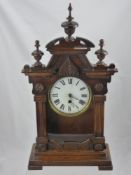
[{"left": 46, "top": 37, "right": 95, "bottom": 55}]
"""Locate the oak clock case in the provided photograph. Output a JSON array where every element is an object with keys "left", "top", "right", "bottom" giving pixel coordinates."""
[{"left": 22, "top": 4, "right": 117, "bottom": 171}]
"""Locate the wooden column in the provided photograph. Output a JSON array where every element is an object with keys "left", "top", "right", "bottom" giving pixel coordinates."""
[
  {"left": 34, "top": 95, "right": 48, "bottom": 147},
  {"left": 94, "top": 95, "right": 106, "bottom": 137}
]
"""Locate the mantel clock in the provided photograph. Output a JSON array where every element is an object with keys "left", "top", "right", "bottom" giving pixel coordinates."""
[{"left": 22, "top": 4, "right": 117, "bottom": 170}]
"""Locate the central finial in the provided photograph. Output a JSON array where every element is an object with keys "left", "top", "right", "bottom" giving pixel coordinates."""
[
  {"left": 67, "top": 3, "right": 73, "bottom": 22},
  {"left": 61, "top": 3, "right": 78, "bottom": 40}
]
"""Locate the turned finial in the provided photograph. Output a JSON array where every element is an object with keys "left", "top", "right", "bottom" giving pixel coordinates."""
[
  {"left": 32, "top": 40, "right": 44, "bottom": 68},
  {"left": 35, "top": 40, "right": 40, "bottom": 50},
  {"left": 99, "top": 39, "right": 104, "bottom": 50},
  {"left": 67, "top": 3, "right": 73, "bottom": 22},
  {"left": 61, "top": 3, "right": 78, "bottom": 40},
  {"left": 95, "top": 39, "right": 108, "bottom": 65}
]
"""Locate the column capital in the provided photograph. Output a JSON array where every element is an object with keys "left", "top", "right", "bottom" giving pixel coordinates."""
[
  {"left": 34, "top": 95, "right": 46, "bottom": 102},
  {"left": 93, "top": 95, "right": 106, "bottom": 102}
]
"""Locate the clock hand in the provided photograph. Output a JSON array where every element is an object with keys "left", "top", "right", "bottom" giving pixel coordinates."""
[
  {"left": 71, "top": 95, "right": 79, "bottom": 101},
  {"left": 69, "top": 93, "right": 80, "bottom": 100},
  {"left": 68, "top": 93, "right": 72, "bottom": 104},
  {"left": 69, "top": 93, "right": 80, "bottom": 101},
  {"left": 68, "top": 94, "right": 79, "bottom": 109},
  {"left": 68, "top": 93, "right": 78, "bottom": 100},
  {"left": 68, "top": 93, "right": 85, "bottom": 105}
]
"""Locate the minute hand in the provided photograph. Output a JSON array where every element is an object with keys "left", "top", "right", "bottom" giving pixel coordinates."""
[
  {"left": 71, "top": 95, "right": 79, "bottom": 101},
  {"left": 71, "top": 95, "right": 86, "bottom": 105}
]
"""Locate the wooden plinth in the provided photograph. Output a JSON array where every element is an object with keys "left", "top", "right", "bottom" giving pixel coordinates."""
[{"left": 28, "top": 143, "right": 113, "bottom": 170}]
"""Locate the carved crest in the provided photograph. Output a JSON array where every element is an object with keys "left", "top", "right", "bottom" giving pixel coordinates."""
[{"left": 59, "top": 57, "right": 79, "bottom": 77}]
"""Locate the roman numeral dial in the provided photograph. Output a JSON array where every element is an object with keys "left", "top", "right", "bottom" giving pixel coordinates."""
[{"left": 49, "top": 77, "right": 92, "bottom": 117}]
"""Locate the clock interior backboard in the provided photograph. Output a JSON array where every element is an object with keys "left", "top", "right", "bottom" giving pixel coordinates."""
[{"left": 47, "top": 102, "right": 94, "bottom": 134}]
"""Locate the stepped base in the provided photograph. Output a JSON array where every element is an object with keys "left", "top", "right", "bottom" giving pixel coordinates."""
[{"left": 28, "top": 143, "right": 113, "bottom": 171}]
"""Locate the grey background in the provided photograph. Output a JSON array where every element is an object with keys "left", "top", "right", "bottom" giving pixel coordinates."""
[{"left": 0, "top": 0, "right": 131, "bottom": 175}]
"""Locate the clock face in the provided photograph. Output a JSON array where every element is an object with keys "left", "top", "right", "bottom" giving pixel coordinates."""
[{"left": 49, "top": 77, "right": 92, "bottom": 117}]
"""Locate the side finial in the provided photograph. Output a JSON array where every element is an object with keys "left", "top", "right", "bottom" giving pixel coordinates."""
[
  {"left": 99, "top": 39, "right": 104, "bottom": 50},
  {"left": 35, "top": 40, "right": 40, "bottom": 50},
  {"left": 95, "top": 39, "right": 108, "bottom": 65},
  {"left": 32, "top": 40, "right": 44, "bottom": 68},
  {"left": 61, "top": 3, "right": 78, "bottom": 40}
]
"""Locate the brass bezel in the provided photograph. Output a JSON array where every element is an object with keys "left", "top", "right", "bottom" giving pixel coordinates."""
[{"left": 48, "top": 77, "right": 92, "bottom": 117}]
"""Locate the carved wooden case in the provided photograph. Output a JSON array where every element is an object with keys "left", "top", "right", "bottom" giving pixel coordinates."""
[{"left": 22, "top": 4, "right": 117, "bottom": 171}]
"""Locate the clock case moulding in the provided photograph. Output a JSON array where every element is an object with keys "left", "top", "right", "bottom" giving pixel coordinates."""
[{"left": 22, "top": 4, "right": 118, "bottom": 171}]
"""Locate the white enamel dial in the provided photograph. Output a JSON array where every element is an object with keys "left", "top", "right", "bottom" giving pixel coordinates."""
[{"left": 49, "top": 77, "right": 92, "bottom": 117}]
